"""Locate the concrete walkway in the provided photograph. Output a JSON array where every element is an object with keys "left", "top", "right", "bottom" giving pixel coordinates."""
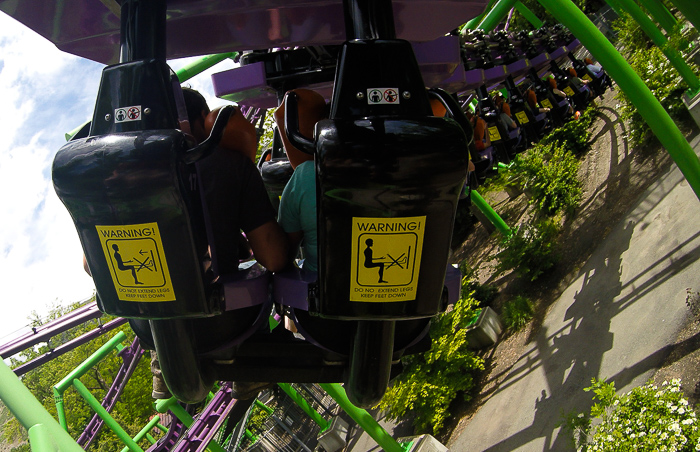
[{"left": 448, "top": 133, "right": 700, "bottom": 451}]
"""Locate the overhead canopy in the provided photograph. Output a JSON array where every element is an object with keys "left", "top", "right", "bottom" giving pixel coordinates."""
[{"left": 0, "top": 0, "right": 489, "bottom": 65}]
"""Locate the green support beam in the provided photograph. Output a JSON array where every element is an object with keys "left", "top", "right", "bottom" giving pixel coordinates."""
[
  {"left": 668, "top": 0, "right": 700, "bottom": 33},
  {"left": 54, "top": 331, "right": 126, "bottom": 430},
  {"left": 614, "top": 0, "right": 700, "bottom": 91},
  {"left": 477, "top": 0, "right": 519, "bottom": 32},
  {"left": 73, "top": 379, "right": 144, "bottom": 452},
  {"left": 470, "top": 190, "right": 513, "bottom": 237},
  {"left": 320, "top": 383, "right": 411, "bottom": 452},
  {"left": 277, "top": 383, "right": 331, "bottom": 431},
  {"left": 535, "top": 0, "right": 700, "bottom": 201},
  {"left": 0, "top": 359, "right": 83, "bottom": 452},
  {"left": 514, "top": 1, "right": 545, "bottom": 29},
  {"left": 120, "top": 416, "right": 162, "bottom": 452},
  {"left": 637, "top": 0, "right": 678, "bottom": 33},
  {"left": 464, "top": 0, "right": 499, "bottom": 30},
  {"left": 175, "top": 52, "right": 237, "bottom": 83},
  {"left": 604, "top": 0, "right": 625, "bottom": 17}
]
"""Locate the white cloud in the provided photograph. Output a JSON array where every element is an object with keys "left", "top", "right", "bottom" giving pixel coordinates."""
[{"left": 0, "top": 12, "right": 239, "bottom": 342}]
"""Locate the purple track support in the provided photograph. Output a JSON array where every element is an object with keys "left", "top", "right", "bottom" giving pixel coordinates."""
[
  {"left": 12, "top": 317, "right": 128, "bottom": 376},
  {"left": 77, "top": 337, "right": 145, "bottom": 449},
  {"left": 171, "top": 382, "right": 237, "bottom": 452},
  {"left": 0, "top": 301, "right": 103, "bottom": 359},
  {"left": 0, "top": 0, "right": 491, "bottom": 65},
  {"left": 484, "top": 65, "right": 509, "bottom": 85},
  {"left": 146, "top": 414, "right": 186, "bottom": 452}
]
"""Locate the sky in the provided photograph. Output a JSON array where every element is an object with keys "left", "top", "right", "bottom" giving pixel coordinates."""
[{"left": 0, "top": 12, "right": 236, "bottom": 343}]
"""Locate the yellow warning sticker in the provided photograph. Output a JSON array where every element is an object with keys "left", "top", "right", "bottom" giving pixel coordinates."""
[
  {"left": 350, "top": 216, "right": 425, "bottom": 302},
  {"left": 515, "top": 111, "right": 529, "bottom": 124},
  {"left": 564, "top": 86, "right": 576, "bottom": 96},
  {"left": 582, "top": 74, "right": 592, "bottom": 82},
  {"left": 540, "top": 98, "right": 553, "bottom": 109},
  {"left": 488, "top": 126, "right": 502, "bottom": 142},
  {"left": 96, "top": 222, "right": 176, "bottom": 302}
]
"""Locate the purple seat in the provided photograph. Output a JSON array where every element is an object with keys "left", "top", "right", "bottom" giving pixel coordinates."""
[
  {"left": 220, "top": 263, "right": 271, "bottom": 311},
  {"left": 484, "top": 65, "right": 508, "bottom": 85},
  {"left": 273, "top": 265, "right": 462, "bottom": 309},
  {"left": 214, "top": 35, "right": 463, "bottom": 107},
  {"left": 506, "top": 59, "right": 531, "bottom": 79},
  {"left": 273, "top": 268, "right": 318, "bottom": 311},
  {"left": 529, "top": 52, "right": 551, "bottom": 71},
  {"left": 477, "top": 146, "right": 495, "bottom": 165}
]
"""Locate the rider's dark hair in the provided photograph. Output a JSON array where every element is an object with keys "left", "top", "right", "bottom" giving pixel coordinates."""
[{"left": 182, "top": 87, "right": 210, "bottom": 124}]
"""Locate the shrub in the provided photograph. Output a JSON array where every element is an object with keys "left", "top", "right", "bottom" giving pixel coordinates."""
[
  {"left": 463, "top": 280, "right": 498, "bottom": 307},
  {"left": 539, "top": 107, "right": 597, "bottom": 157},
  {"left": 501, "top": 296, "right": 534, "bottom": 331},
  {"left": 515, "top": 143, "right": 582, "bottom": 216},
  {"left": 379, "top": 292, "right": 485, "bottom": 434},
  {"left": 493, "top": 218, "right": 559, "bottom": 281},
  {"left": 612, "top": 13, "right": 698, "bottom": 149},
  {"left": 565, "top": 378, "right": 700, "bottom": 451}
]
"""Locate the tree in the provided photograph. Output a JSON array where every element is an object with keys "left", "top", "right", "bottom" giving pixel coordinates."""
[
  {"left": 3, "top": 300, "right": 155, "bottom": 451},
  {"left": 508, "top": 0, "right": 608, "bottom": 32}
]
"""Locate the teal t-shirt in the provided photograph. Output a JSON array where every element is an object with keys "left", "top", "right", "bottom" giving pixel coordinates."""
[{"left": 278, "top": 160, "right": 318, "bottom": 272}]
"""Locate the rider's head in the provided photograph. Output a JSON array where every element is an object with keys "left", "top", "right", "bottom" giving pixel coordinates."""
[
  {"left": 112, "top": 244, "right": 119, "bottom": 251},
  {"left": 366, "top": 238, "right": 373, "bottom": 246},
  {"left": 274, "top": 89, "right": 328, "bottom": 169},
  {"left": 182, "top": 87, "right": 210, "bottom": 143}
]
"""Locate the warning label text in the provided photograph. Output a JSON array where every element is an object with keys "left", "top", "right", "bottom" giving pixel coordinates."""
[
  {"left": 350, "top": 216, "right": 426, "bottom": 303},
  {"left": 96, "top": 222, "right": 175, "bottom": 302}
]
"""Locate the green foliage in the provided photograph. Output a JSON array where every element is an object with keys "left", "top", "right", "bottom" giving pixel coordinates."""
[
  {"left": 2, "top": 301, "right": 155, "bottom": 450},
  {"left": 247, "top": 404, "right": 272, "bottom": 433},
  {"left": 501, "top": 296, "right": 534, "bottom": 331},
  {"left": 10, "top": 445, "right": 30, "bottom": 452},
  {"left": 565, "top": 378, "right": 700, "bottom": 451},
  {"left": 612, "top": 13, "right": 699, "bottom": 149},
  {"left": 493, "top": 219, "right": 560, "bottom": 281},
  {"left": 379, "top": 292, "right": 485, "bottom": 434},
  {"left": 514, "top": 143, "right": 582, "bottom": 216},
  {"left": 613, "top": 11, "right": 652, "bottom": 60},
  {"left": 256, "top": 108, "right": 277, "bottom": 162},
  {"left": 508, "top": 0, "right": 606, "bottom": 32},
  {"left": 463, "top": 280, "right": 498, "bottom": 307},
  {"left": 539, "top": 107, "right": 597, "bottom": 157}
]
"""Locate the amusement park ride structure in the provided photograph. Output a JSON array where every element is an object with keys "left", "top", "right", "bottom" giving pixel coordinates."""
[{"left": 1, "top": 0, "right": 700, "bottom": 450}]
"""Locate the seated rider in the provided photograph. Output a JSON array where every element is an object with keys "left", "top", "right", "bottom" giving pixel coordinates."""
[
  {"left": 567, "top": 68, "right": 590, "bottom": 88},
  {"left": 566, "top": 68, "right": 592, "bottom": 106},
  {"left": 546, "top": 78, "right": 577, "bottom": 118},
  {"left": 494, "top": 93, "right": 518, "bottom": 131},
  {"left": 584, "top": 57, "right": 603, "bottom": 75},
  {"left": 525, "top": 87, "right": 551, "bottom": 115},
  {"left": 464, "top": 108, "right": 490, "bottom": 151},
  {"left": 275, "top": 89, "right": 329, "bottom": 272},
  {"left": 182, "top": 87, "right": 288, "bottom": 274}
]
